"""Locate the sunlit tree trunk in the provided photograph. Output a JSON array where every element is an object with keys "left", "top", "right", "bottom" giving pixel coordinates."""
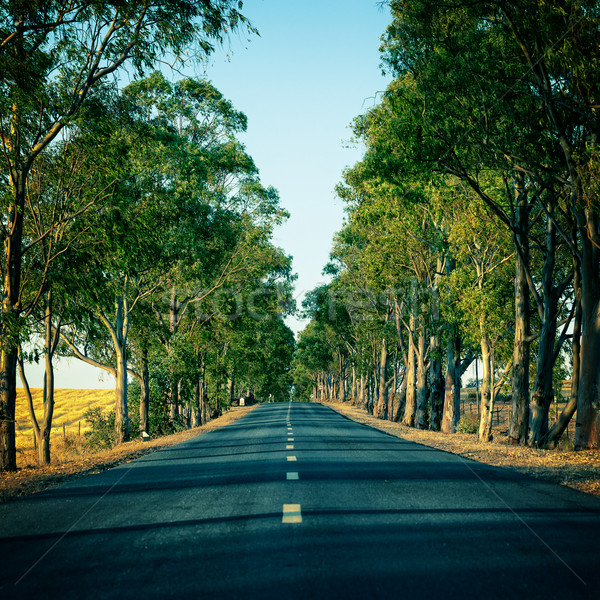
[
  {"left": 478, "top": 334, "right": 494, "bottom": 442},
  {"left": 359, "top": 373, "right": 367, "bottom": 408},
  {"left": 402, "top": 319, "right": 417, "bottom": 427},
  {"left": 374, "top": 338, "right": 389, "bottom": 419},
  {"left": 113, "top": 297, "right": 129, "bottom": 444},
  {"left": 38, "top": 291, "right": 61, "bottom": 463}
]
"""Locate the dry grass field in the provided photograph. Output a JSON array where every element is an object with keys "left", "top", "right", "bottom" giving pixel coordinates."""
[{"left": 15, "top": 388, "right": 114, "bottom": 466}]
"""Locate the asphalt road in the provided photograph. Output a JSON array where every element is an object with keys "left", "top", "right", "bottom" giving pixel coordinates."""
[{"left": 1, "top": 402, "right": 600, "bottom": 599}]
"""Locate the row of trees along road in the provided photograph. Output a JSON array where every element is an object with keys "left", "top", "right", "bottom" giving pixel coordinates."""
[
  {"left": 0, "top": 1, "right": 296, "bottom": 472},
  {"left": 293, "top": 0, "right": 600, "bottom": 450}
]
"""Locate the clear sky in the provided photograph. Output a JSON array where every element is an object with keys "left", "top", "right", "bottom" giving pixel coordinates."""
[
  {"left": 201, "top": 0, "right": 392, "bottom": 332},
  {"left": 21, "top": 0, "right": 392, "bottom": 388}
]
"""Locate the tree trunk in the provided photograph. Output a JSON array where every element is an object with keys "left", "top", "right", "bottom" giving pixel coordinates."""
[
  {"left": 39, "top": 291, "right": 61, "bottom": 463},
  {"left": 478, "top": 335, "right": 494, "bottom": 442},
  {"left": 529, "top": 210, "right": 560, "bottom": 446},
  {"left": 115, "top": 346, "right": 129, "bottom": 444},
  {"left": 200, "top": 378, "right": 208, "bottom": 425},
  {"left": 429, "top": 263, "right": 444, "bottom": 431},
  {"left": 359, "top": 373, "right": 367, "bottom": 408},
  {"left": 139, "top": 346, "right": 150, "bottom": 434},
  {"left": 394, "top": 371, "right": 407, "bottom": 422},
  {"left": 574, "top": 208, "right": 600, "bottom": 449},
  {"left": 0, "top": 171, "right": 26, "bottom": 472},
  {"left": 429, "top": 353, "right": 444, "bottom": 432},
  {"left": 415, "top": 328, "right": 428, "bottom": 429},
  {"left": 542, "top": 258, "right": 582, "bottom": 448},
  {"left": 374, "top": 338, "right": 389, "bottom": 419},
  {"left": 113, "top": 297, "right": 129, "bottom": 444},
  {"left": 402, "top": 327, "right": 417, "bottom": 427},
  {"left": 338, "top": 354, "right": 346, "bottom": 402},
  {"left": 228, "top": 377, "right": 235, "bottom": 407},
  {"left": 442, "top": 332, "right": 461, "bottom": 434},
  {"left": 509, "top": 183, "right": 531, "bottom": 445},
  {"left": 389, "top": 356, "right": 398, "bottom": 421}
]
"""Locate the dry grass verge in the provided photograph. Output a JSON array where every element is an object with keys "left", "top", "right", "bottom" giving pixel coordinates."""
[
  {"left": 1, "top": 405, "right": 257, "bottom": 504},
  {"left": 325, "top": 400, "right": 600, "bottom": 497}
]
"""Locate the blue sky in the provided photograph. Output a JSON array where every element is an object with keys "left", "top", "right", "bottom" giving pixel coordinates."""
[
  {"left": 201, "top": 0, "right": 392, "bottom": 332},
  {"left": 23, "top": 1, "right": 392, "bottom": 388}
]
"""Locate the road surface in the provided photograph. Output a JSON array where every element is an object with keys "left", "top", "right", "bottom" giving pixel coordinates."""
[{"left": 1, "top": 402, "right": 599, "bottom": 599}]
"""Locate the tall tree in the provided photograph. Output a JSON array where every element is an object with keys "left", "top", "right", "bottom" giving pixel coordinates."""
[{"left": 0, "top": 0, "right": 251, "bottom": 470}]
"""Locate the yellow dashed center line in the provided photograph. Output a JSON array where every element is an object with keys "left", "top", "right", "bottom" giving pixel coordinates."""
[{"left": 282, "top": 504, "right": 302, "bottom": 524}]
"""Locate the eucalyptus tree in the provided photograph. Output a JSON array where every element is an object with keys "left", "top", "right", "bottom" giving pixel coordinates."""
[
  {"left": 171, "top": 240, "right": 295, "bottom": 417},
  {"left": 376, "top": 0, "right": 596, "bottom": 445},
  {"left": 10, "top": 86, "right": 138, "bottom": 462},
  {"left": 327, "top": 218, "right": 403, "bottom": 418},
  {"left": 337, "top": 148, "right": 457, "bottom": 430},
  {"left": 15, "top": 136, "right": 109, "bottom": 463},
  {"left": 0, "top": 0, "right": 251, "bottom": 470},
  {"left": 443, "top": 187, "right": 515, "bottom": 442},
  {"left": 55, "top": 87, "right": 179, "bottom": 444},
  {"left": 294, "top": 321, "right": 336, "bottom": 402},
  {"left": 123, "top": 72, "right": 289, "bottom": 419}
]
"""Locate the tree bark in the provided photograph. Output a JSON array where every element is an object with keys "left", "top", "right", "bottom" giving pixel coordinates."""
[
  {"left": 402, "top": 323, "right": 417, "bottom": 427},
  {"left": 509, "top": 182, "right": 531, "bottom": 445},
  {"left": 478, "top": 335, "right": 494, "bottom": 442},
  {"left": 441, "top": 332, "right": 461, "bottom": 433},
  {"left": 429, "top": 353, "right": 444, "bottom": 432},
  {"left": 113, "top": 297, "right": 129, "bottom": 444},
  {"left": 374, "top": 338, "right": 389, "bottom": 419},
  {"left": 39, "top": 290, "right": 61, "bottom": 463},
  {"left": 574, "top": 208, "right": 600, "bottom": 449},
  {"left": 529, "top": 210, "right": 560, "bottom": 446},
  {"left": 359, "top": 373, "right": 367, "bottom": 408},
  {"left": 0, "top": 169, "right": 26, "bottom": 472},
  {"left": 139, "top": 346, "right": 150, "bottom": 434},
  {"left": 338, "top": 354, "right": 347, "bottom": 402},
  {"left": 542, "top": 257, "right": 582, "bottom": 448},
  {"left": 415, "top": 328, "right": 428, "bottom": 429}
]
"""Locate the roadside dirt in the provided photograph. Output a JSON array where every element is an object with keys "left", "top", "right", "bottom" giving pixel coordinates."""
[
  {"left": 0, "top": 405, "right": 257, "bottom": 504},
  {"left": 325, "top": 400, "right": 600, "bottom": 497}
]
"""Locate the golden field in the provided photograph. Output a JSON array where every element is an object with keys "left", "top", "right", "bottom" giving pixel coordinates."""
[{"left": 15, "top": 388, "right": 114, "bottom": 452}]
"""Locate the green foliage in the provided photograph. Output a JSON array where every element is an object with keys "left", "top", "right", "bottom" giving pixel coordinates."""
[
  {"left": 83, "top": 408, "right": 116, "bottom": 450},
  {"left": 457, "top": 412, "right": 479, "bottom": 435}
]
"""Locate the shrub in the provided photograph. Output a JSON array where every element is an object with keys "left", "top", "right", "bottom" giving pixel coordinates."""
[
  {"left": 83, "top": 407, "right": 115, "bottom": 450},
  {"left": 457, "top": 412, "right": 479, "bottom": 434}
]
